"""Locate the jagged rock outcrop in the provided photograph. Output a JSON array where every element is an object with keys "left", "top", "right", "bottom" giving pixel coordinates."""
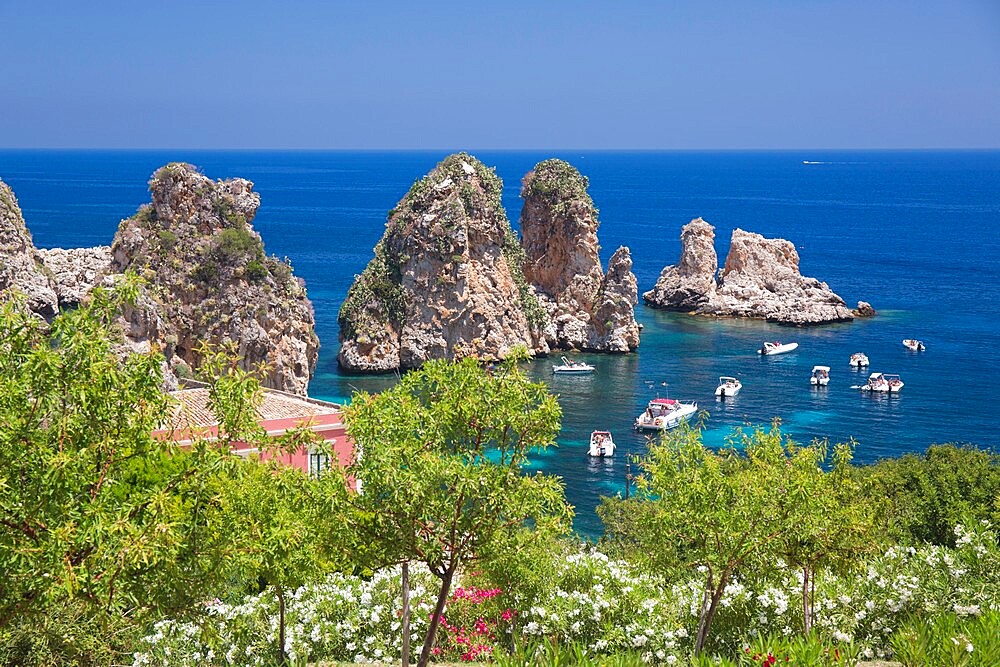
[
  {"left": 0, "top": 178, "right": 59, "bottom": 317},
  {"left": 111, "top": 163, "right": 318, "bottom": 394},
  {"left": 641, "top": 217, "right": 718, "bottom": 311},
  {"left": 591, "top": 247, "right": 641, "bottom": 351},
  {"left": 38, "top": 246, "right": 113, "bottom": 308},
  {"left": 338, "top": 153, "right": 546, "bottom": 372},
  {"left": 854, "top": 301, "right": 877, "bottom": 318},
  {"left": 519, "top": 159, "right": 639, "bottom": 352},
  {"left": 645, "top": 220, "right": 855, "bottom": 325}
]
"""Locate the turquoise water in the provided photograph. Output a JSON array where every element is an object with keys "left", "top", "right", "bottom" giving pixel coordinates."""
[{"left": 2, "top": 150, "right": 998, "bottom": 535}]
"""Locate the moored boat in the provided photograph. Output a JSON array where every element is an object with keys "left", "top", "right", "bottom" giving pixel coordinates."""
[
  {"left": 635, "top": 397, "right": 698, "bottom": 431},
  {"left": 553, "top": 356, "right": 595, "bottom": 374},
  {"left": 902, "top": 339, "right": 925, "bottom": 352},
  {"left": 810, "top": 365, "right": 830, "bottom": 386},
  {"left": 715, "top": 376, "right": 742, "bottom": 397},
  {"left": 759, "top": 341, "right": 799, "bottom": 355},
  {"left": 588, "top": 430, "right": 615, "bottom": 457},
  {"left": 849, "top": 352, "right": 870, "bottom": 368},
  {"left": 858, "top": 372, "right": 904, "bottom": 393}
]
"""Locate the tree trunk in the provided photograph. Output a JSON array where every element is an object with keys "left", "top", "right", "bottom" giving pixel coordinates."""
[
  {"left": 277, "top": 585, "right": 287, "bottom": 666},
  {"left": 401, "top": 561, "right": 411, "bottom": 667},
  {"left": 695, "top": 571, "right": 729, "bottom": 654},
  {"left": 802, "top": 566, "right": 812, "bottom": 633},
  {"left": 417, "top": 568, "right": 455, "bottom": 667}
]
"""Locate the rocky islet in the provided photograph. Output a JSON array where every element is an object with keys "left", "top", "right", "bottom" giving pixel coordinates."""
[
  {"left": 644, "top": 218, "right": 859, "bottom": 325},
  {"left": 337, "top": 154, "right": 642, "bottom": 373}
]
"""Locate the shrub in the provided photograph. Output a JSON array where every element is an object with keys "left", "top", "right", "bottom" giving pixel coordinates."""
[
  {"left": 214, "top": 227, "right": 262, "bottom": 263},
  {"left": 245, "top": 260, "right": 268, "bottom": 282}
]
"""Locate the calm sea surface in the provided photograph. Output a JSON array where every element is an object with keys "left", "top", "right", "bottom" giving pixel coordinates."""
[{"left": 2, "top": 150, "right": 998, "bottom": 535}]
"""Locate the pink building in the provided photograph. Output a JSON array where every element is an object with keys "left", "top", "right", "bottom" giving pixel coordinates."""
[{"left": 155, "top": 382, "right": 354, "bottom": 483}]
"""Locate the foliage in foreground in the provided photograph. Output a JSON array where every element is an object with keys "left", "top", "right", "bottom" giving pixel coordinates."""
[
  {"left": 345, "top": 353, "right": 572, "bottom": 666},
  {"left": 0, "top": 286, "right": 345, "bottom": 666},
  {"left": 134, "top": 518, "right": 1000, "bottom": 665}
]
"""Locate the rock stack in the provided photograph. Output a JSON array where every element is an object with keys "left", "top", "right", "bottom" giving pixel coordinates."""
[
  {"left": 110, "top": 163, "right": 319, "bottom": 394},
  {"left": 519, "top": 159, "right": 639, "bottom": 352},
  {"left": 337, "top": 153, "right": 545, "bottom": 372},
  {"left": 644, "top": 219, "right": 857, "bottom": 325}
]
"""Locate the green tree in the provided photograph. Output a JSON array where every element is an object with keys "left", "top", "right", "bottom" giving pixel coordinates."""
[
  {"left": 635, "top": 422, "right": 821, "bottom": 653},
  {"left": 345, "top": 354, "right": 572, "bottom": 667},
  {"left": 0, "top": 283, "right": 244, "bottom": 664},
  {"left": 774, "top": 439, "right": 876, "bottom": 632},
  {"left": 197, "top": 344, "right": 352, "bottom": 666}
]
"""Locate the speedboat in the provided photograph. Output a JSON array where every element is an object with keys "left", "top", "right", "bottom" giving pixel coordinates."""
[
  {"left": 759, "top": 341, "right": 799, "bottom": 356},
  {"left": 859, "top": 372, "right": 904, "bottom": 393},
  {"left": 715, "top": 376, "right": 742, "bottom": 397},
  {"left": 635, "top": 397, "right": 698, "bottom": 431},
  {"left": 902, "top": 339, "right": 925, "bottom": 352},
  {"left": 810, "top": 365, "right": 830, "bottom": 386},
  {"left": 552, "top": 356, "right": 595, "bottom": 374},
  {"left": 849, "top": 352, "right": 870, "bottom": 368},
  {"left": 588, "top": 430, "right": 615, "bottom": 457}
]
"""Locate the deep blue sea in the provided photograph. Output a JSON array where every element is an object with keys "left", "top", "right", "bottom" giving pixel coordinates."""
[{"left": 2, "top": 150, "right": 999, "bottom": 535}]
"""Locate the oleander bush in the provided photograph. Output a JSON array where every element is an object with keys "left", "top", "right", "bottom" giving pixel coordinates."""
[{"left": 130, "top": 519, "right": 1000, "bottom": 665}]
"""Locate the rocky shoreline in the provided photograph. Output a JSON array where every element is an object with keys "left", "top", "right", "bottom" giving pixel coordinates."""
[
  {"left": 0, "top": 166, "right": 318, "bottom": 395},
  {"left": 4, "top": 157, "right": 871, "bottom": 383}
]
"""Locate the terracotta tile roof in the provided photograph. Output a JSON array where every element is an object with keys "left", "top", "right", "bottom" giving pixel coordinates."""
[{"left": 165, "top": 386, "right": 342, "bottom": 431}]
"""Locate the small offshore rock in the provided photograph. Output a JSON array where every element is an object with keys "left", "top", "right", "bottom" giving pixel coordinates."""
[
  {"left": 642, "top": 217, "right": 718, "bottom": 311},
  {"left": 38, "top": 246, "right": 113, "bottom": 308},
  {"left": 854, "top": 300, "right": 877, "bottom": 317}
]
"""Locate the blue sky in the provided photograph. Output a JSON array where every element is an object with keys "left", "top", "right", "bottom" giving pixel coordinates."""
[{"left": 1, "top": 1, "right": 998, "bottom": 149}]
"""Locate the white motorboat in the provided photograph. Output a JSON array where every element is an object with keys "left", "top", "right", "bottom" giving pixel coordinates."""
[
  {"left": 858, "top": 372, "right": 904, "bottom": 393},
  {"left": 810, "top": 365, "right": 830, "bottom": 386},
  {"left": 902, "top": 339, "right": 926, "bottom": 352},
  {"left": 849, "top": 352, "right": 870, "bottom": 368},
  {"left": 588, "top": 430, "right": 615, "bottom": 457},
  {"left": 759, "top": 341, "right": 799, "bottom": 356},
  {"left": 552, "top": 356, "right": 595, "bottom": 374},
  {"left": 635, "top": 397, "right": 698, "bottom": 431},
  {"left": 715, "top": 376, "right": 742, "bottom": 397}
]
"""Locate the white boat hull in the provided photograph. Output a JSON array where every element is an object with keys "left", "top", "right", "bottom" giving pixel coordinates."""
[
  {"left": 759, "top": 342, "right": 799, "bottom": 355},
  {"left": 553, "top": 367, "right": 594, "bottom": 374},
  {"left": 715, "top": 384, "right": 741, "bottom": 397},
  {"left": 588, "top": 431, "right": 615, "bottom": 457},
  {"left": 635, "top": 403, "right": 698, "bottom": 431},
  {"left": 810, "top": 377, "right": 830, "bottom": 386}
]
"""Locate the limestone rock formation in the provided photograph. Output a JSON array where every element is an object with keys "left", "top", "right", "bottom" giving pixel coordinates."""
[
  {"left": 641, "top": 217, "right": 718, "bottom": 311},
  {"left": 854, "top": 301, "right": 877, "bottom": 318},
  {"left": 591, "top": 246, "right": 641, "bottom": 351},
  {"left": 519, "top": 159, "right": 639, "bottom": 352},
  {"left": 645, "top": 220, "right": 855, "bottom": 325},
  {"left": 38, "top": 246, "right": 113, "bottom": 308},
  {"left": 338, "top": 153, "right": 546, "bottom": 372},
  {"left": 111, "top": 163, "right": 319, "bottom": 394},
  {"left": 0, "top": 178, "right": 59, "bottom": 317}
]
